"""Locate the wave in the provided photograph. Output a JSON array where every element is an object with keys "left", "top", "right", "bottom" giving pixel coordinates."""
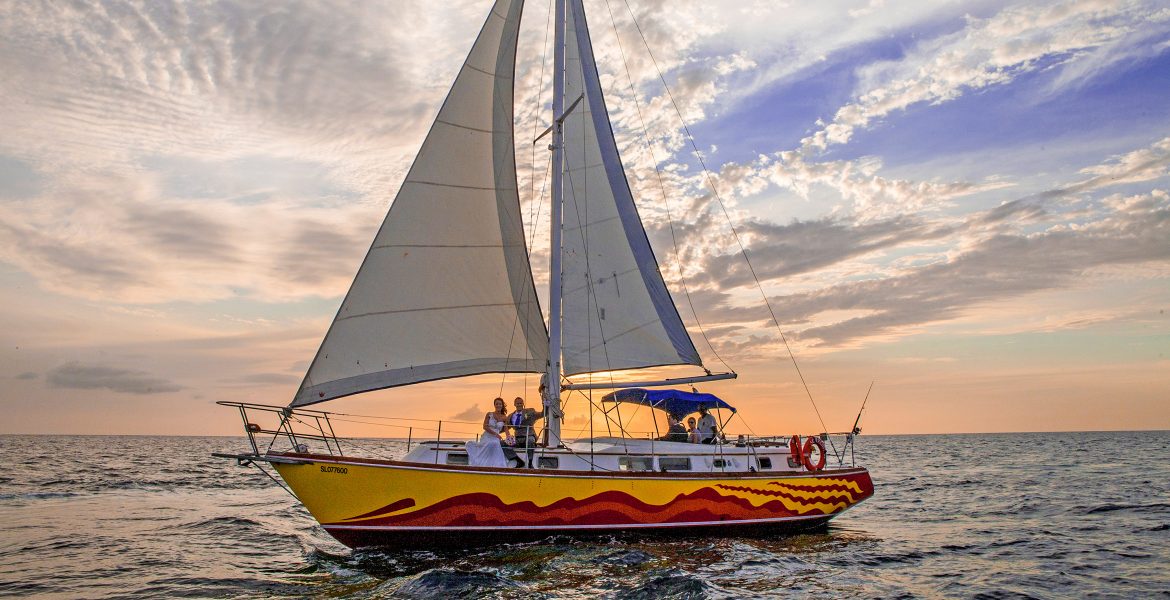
[
  {"left": 595, "top": 549, "right": 656, "bottom": 566},
  {"left": 621, "top": 568, "right": 722, "bottom": 599},
  {"left": 171, "top": 515, "right": 265, "bottom": 532},
  {"left": 1086, "top": 503, "right": 1170, "bottom": 515},
  {"left": 392, "top": 568, "right": 522, "bottom": 598},
  {"left": 853, "top": 549, "right": 937, "bottom": 566},
  {"left": 0, "top": 491, "right": 79, "bottom": 501}
]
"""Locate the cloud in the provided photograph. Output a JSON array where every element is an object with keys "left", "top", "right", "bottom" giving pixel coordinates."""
[
  {"left": 678, "top": 135, "right": 1170, "bottom": 354},
  {"left": 779, "top": 188, "right": 1170, "bottom": 345},
  {"left": 699, "top": 215, "right": 953, "bottom": 289},
  {"left": 800, "top": 0, "right": 1153, "bottom": 153},
  {"left": 0, "top": 171, "right": 371, "bottom": 303},
  {"left": 980, "top": 196, "right": 1049, "bottom": 224},
  {"left": 1041, "top": 10, "right": 1170, "bottom": 96},
  {"left": 46, "top": 361, "right": 183, "bottom": 394},
  {"left": 226, "top": 372, "right": 301, "bottom": 386},
  {"left": 1075, "top": 136, "right": 1170, "bottom": 191},
  {"left": 274, "top": 222, "right": 368, "bottom": 288},
  {"left": 565, "top": 415, "right": 589, "bottom": 426},
  {"left": 0, "top": 156, "right": 42, "bottom": 199},
  {"left": 848, "top": 0, "right": 887, "bottom": 20},
  {"left": 449, "top": 404, "right": 484, "bottom": 422},
  {"left": 711, "top": 150, "right": 1012, "bottom": 220},
  {"left": 0, "top": 0, "right": 472, "bottom": 186},
  {"left": 981, "top": 135, "right": 1170, "bottom": 223}
]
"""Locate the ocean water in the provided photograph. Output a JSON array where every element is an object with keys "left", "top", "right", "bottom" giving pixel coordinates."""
[{"left": 1, "top": 432, "right": 1167, "bottom": 598}]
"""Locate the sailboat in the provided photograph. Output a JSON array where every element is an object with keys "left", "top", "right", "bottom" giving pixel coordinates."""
[{"left": 217, "top": 0, "right": 873, "bottom": 548}]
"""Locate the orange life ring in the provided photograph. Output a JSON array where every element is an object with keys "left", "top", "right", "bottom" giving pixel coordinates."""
[
  {"left": 802, "top": 435, "right": 827, "bottom": 471},
  {"left": 788, "top": 435, "right": 802, "bottom": 467}
]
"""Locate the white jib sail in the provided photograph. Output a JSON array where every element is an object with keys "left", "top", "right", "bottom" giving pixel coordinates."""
[
  {"left": 557, "top": 0, "right": 702, "bottom": 376},
  {"left": 292, "top": 0, "right": 547, "bottom": 407}
]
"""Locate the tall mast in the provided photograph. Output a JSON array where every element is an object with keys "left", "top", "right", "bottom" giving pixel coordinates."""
[{"left": 544, "top": 0, "right": 566, "bottom": 447}]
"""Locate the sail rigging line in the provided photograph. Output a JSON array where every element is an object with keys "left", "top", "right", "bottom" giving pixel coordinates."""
[
  {"left": 560, "top": 117, "right": 626, "bottom": 447},
  {"left": 561, "top": 138, "right": 621, "bottom": 406},
  {"left": 559, "top": 23, "right": 618, "bottom": 388},
  {"left": 499, "top": 0, "right": 555, "bottom": 400},
  {"left": 327, "top": 415, "right": 481, "bottom": 435},
  {"left": 553, "top": 430, "right": 620, "bottom": 472},
  {"left": 500, "top": 0, "right": 556, "bottom": 400},
  {"left": 564, "top": 387, "right": 616, "bottom": 438},
  {"left": 499, "top": 154, "right": 552, "bottom": 398},
  {"left": 600, "top": 0, "right": 732, "bottom": 376},
  {"left": 250, "top": 461, "right": 300, "bottom": 501},
  {"left": 565, "top": 388, "right": 624, "bottom": 439},
  {"left": 520, "top": 0, "right": 555, "bottom": 401},
  {"left": 618, "top": 0, "right": 832, "bottom": 440},
  {"left": 305, "top": 410, "right": 480, "bottom": 425},
  {"left": 528, "top": 0, "right": 554, "bottom": 224},
  {"left": 561, "top": 111, "right": 607, "bottom": 440}
]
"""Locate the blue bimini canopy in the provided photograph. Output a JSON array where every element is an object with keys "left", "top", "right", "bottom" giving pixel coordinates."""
[{"left": 601, "top": 388, "right": 736, "bottom": 419}]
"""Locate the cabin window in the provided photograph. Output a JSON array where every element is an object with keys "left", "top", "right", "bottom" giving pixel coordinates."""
[
  {"left": 445, "top": 453, "right": 469, "bottom": 466},
  {"left": 538, "top": 457, "right": 559, "bottom": 469},
  {"left": 757, "top": 457, "right": 773, "bottom": 469},
  {"left": 619, "top": 456, "right": 654, "bottom": 471},
  {"left": 712, "top": 459, "right": 731, "bottom": 469},
  {"left": 659, "top": 457, "right": 692, "bottom": 471}
]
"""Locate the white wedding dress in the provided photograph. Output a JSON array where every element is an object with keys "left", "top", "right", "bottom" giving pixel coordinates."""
[{"left": 465, "top": 414, "right": 508, "bottom": 467}]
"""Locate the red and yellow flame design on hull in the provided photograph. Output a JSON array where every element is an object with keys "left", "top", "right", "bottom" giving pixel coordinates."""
[{"left": 273, "top": 457, "right": 872, "bottom": 540}]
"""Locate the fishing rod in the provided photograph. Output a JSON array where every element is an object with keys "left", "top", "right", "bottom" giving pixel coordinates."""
[
  {"left": 846, "top": 381, "right": 874, "bottom": 465},
  {"left": 851, "top": 381, "right": 874, "bottom": 436}
]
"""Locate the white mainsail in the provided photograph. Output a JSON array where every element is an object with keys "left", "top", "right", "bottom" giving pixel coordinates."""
[
  {"left": 292, "top": 0, "right": 547, "bottom": 407},
  {"left": 557, "top": 0, "right": 702, "bottom": 376}
]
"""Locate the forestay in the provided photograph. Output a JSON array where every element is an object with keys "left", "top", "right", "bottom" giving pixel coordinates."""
[
  {"left": 558, "top": 0, "right": 702, "bottom": 376},
  {"left": 292, "top": 0, "right": 547, "bottom": 407}
]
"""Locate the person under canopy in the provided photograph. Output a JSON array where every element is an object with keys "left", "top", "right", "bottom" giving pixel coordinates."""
[{"left": 657, "top": 414, "right": 689, "bottom": 443}]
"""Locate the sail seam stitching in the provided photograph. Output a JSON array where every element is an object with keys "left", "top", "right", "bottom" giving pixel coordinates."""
[
  {"left": 337, "top": 302, "right": 519, "bottom": 321},
  {"left": 404, "top": 180, "right": 517, "bottom": 191},
  {"left": 435, "top": 118, "right": 495, "bottom": 134},
  {"left": 373, "top": 243, "right": 526, "bottom": 249},
  {"left": 562, "top": 214, "right": 619, "bottom": 231}
]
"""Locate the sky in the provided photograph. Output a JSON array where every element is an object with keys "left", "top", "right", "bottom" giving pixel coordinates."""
[{"left": 0, "top": 0, "right": 1167, "bottom": 437}]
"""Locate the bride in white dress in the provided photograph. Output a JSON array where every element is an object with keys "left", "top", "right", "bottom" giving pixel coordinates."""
[{"left": 465, "top": 398, "right": 509, "bottom": 467}]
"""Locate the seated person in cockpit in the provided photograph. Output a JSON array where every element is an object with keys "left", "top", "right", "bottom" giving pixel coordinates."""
[{"left": 658, "top": 414, "right": 689, "bottom": 443}]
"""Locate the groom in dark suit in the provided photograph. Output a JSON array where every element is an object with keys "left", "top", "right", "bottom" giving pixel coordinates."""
[{"left": 509, "top": 396, "right": 544, "bottom": 468}]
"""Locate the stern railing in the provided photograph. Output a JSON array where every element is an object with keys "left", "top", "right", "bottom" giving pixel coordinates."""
[{"left": 215, "top": 401, "right": 486, "bottom": 461}]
